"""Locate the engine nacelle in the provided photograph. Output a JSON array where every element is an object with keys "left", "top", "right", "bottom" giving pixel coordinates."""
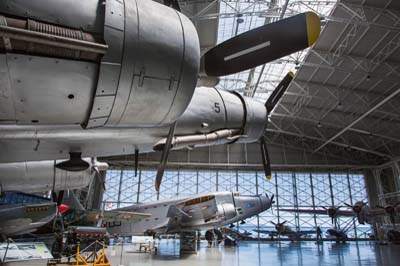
[
  {"left": 0, "top": 0, "right": 199, "bottom": 128},
  {"left": 0, "top": 158, "right": 106, "bottom": 192},
  {"left": 176, "top": 87, "right": 267, "bottom": 143}
]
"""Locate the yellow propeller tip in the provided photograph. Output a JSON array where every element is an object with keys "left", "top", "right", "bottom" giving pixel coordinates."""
[
  {"left": 266, "top": 175, "right": 272, "bottom": 180},
  {"left": 288, "top": 71, "right": 295, "bottom": 78},
  {"left": 305, "top": 12, "right": 321, "bottom": 47}
]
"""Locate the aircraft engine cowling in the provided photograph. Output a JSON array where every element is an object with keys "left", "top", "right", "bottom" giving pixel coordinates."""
[
  {"left": 175, "top": 87, "right": 267, "bottom": 145},
  {"left": 218, "top": 203, "right": 237, "bottom": 221},
  {"left": 0, "top": 158, "right": 107, "bottom": 193},
  {"left": 0, "top": 0, "right": 199, "bottom": 128}
]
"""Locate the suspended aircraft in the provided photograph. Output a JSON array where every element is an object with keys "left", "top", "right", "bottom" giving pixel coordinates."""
[
  {"left": 254, "top": 220, "right": 316, "bottom": 241},
  {"left": 105, "top": 191, "right": 273, "bottom": 236},
  {"left": 0, "top": 0, "right": 321, "bottom": 191},
  {"left": 279, "top": 200, "right": 399, "bottom": 225}
]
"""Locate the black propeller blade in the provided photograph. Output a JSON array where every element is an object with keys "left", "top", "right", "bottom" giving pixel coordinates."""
[
  {"left": 202, "top": 12, "right": 320, "bottom": 77},
  {"left": 260, "top": 136, "right": 272, "bottom": 180},
  {"left": 258, "top": 72, "right": 294, "bottom": 181},
  {"left": 155, "top": 121, "right": 177, "bottom": 192},
  {"left": 51, "top": 190, "right": 65, "bottom": 232},
  {"left": 270, "top": 194, "right": 275, "bottom": 205},
  {"left": 265, "top": 72, "right": 294, "bottom": 113},
  {"left": 134, "top": 149, "right": 139, "bottom": 177}
]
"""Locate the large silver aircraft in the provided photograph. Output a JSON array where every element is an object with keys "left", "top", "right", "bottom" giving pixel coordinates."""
[
  {"left": 0, "top": 0, "right": 321, "bottom": 191},
  {"left": 105, "top": 191, "right": 272, "bottom": 235}
]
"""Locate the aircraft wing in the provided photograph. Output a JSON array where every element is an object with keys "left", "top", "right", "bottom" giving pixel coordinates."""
[
  {"left": 279, "top": 208, "right": 328, "bottom": 215},
  {"left": 87, "top": 210, "right": 151, "bottom": 223},
  {"left": 365, "top": 208, "right": 386, "bottom": 216},
  {"left": 335, "top": 210, "right": 356, "bottom": 216},
  {"left": 279, "top": 208, "right": 355, "bottom": 217},
  {"left": 298, "top": 230, "right": 317, "bottom": 235},
  {"left": 253, "top": 229, "right": 278, "bottom": 236}
]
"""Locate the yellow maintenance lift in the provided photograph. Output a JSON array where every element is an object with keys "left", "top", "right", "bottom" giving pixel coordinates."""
[{"left": 47, "top": 241, "right": 110, "bottom": 266}]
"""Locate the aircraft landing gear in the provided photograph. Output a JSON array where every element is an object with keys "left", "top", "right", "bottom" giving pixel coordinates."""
[{"left": 205, "top": 229, "right": 224, "bottom": 247}]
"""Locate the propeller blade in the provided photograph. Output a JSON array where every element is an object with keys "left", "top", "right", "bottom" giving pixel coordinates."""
[
  {"left": 155, "top": 122, "right": 177, "bottom": 192},
  {"left": 57, "top": 190, "right": 65, "bottom": 206},
  {"left": 270, "top": 221, "right": 276, "bottom": 225},
  {"left": 201, "top": 12, "right": 320, "bottom": 77},
  {"left": 260, "top": 136, "right": 272, "bottom": 180},
  {"left": 265, "top": 72, "right": 294, "bottom": 113},
  {"left": 93, "top": 167, "right": 106, "bottom": 191},
  {"left": 134, "top": 149, "right": 139, "bottom": 177},
  {"left": 282, "top": 220, "right": 287, "bottom": 225},
  {"left": 344, "top": 203, "right": 352, "bottom": 208},
  {"left": 270, "top": 194, "right": 275, "bottom": 205}
]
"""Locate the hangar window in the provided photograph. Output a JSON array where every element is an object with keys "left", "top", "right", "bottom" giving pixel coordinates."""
[{"left": 102, "top": 169, "right": 371, "bottom": 239}]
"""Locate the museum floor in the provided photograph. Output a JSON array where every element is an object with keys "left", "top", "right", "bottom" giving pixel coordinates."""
[
  {"left": 4, "top": 240, "right": 399, "bottom": 265},
  {"left": 107, "top": 240, "right": 398, "bottom": 266}
]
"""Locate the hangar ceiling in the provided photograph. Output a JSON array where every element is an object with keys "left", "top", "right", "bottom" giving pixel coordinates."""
[{"left": 107, "top": 0, "right": 400, "bottom": 168}]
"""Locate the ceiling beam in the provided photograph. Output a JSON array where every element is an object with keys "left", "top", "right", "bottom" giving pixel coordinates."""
[
  {"left": 267, "top": 128, "right": 392, "bottom": 159},
  {"left": 313, "top": 88, "right": 400, "bottom": 153},
  {"left": 271, "top": 112, "right": 400, "bottom": 143}
]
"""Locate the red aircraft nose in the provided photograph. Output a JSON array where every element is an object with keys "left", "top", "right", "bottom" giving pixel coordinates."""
[{"left": 58, "top": 204, "right": 69, "bottom": 214}]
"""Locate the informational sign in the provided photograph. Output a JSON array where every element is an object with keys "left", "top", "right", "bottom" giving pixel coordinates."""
[{"left": 0, "top": 242, "right": 53, "bottom": 262}]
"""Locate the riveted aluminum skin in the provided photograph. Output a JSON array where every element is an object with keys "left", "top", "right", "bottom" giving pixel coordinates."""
[
  {"left": 86, "top": 0, "right": 125, "bottom": 128},
  {"left": 0, "top": 159, "right": 95, "bottom": 192},
  {"left": 0, "top": 0, "right": 199, "bottom": 128},
  {"left": 0, "top": 54, "right": 98, "bottom": 124},
  {"left": 0, "top": 0, "right": 104, "bottom": 34},
  {"left": 115, "top": 0, "right": 200, "bottom": 127},
  {"left": 176, "top": 87, "right": 267, "bottom": 142},
  {"left": 237, "top": 95, "right": 268, "bottom": 142}
]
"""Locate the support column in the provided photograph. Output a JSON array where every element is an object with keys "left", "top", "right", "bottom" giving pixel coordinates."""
[
  {"left": 136, "top": 169, "right": 142, "bottom": 204},
  {"left": 117, "top": 169, "right": 123, "bottom": 208},
  {"left": 256, "top": 171, "right": 260, "bottom": 240},
  {"left": 292, "top": 172, "right": 300, "bottom": 231},
  {"left": 346, "top": 172, "right": 358, "bottom": 238},
  {"left": 309, "top": 173, "right": 317, "bottom": 228},
  {"left": 275, "top": 172, "right": 280, "bottom": 224}
]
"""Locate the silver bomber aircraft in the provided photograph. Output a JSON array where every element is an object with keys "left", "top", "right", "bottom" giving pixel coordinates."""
[
  {"left": 0, "top": 0, "right": 321, "bottom": 191},
  {"left": 105, "top": 191, "right": 272, "bottom": 235}
]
